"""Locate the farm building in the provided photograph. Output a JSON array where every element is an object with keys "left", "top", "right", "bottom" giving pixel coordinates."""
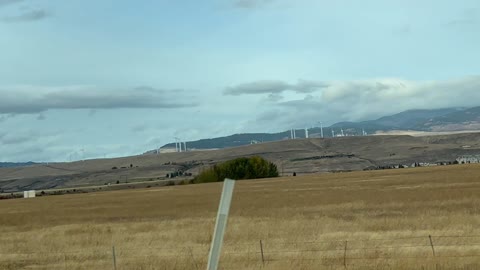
[
  {"left": 456, "top": 155, "right": 480, "bottom": 164},
  {"left": 23, "top": 190, "right": 36, "bottom": 198}
]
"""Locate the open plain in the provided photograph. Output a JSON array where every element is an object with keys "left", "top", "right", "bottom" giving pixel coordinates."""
[{"left": 1, "top": 164, "right": 480, "bottom": 269}]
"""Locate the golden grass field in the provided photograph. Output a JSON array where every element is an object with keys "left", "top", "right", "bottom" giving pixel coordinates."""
[{"left": 1, "top": 164, "right": 480, "bottom": 269}]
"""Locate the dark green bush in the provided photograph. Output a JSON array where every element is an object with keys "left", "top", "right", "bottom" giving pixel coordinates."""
[{"left": 194, "top": 156, "right": 279, "bottom": 183}]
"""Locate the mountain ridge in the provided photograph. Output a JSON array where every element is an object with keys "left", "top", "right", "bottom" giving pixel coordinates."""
[{"left": 157, "top": 106, "right": 480, "bottom": 151}]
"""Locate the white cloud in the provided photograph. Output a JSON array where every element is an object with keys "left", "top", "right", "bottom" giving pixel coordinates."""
[{"left": 240, "top": 75, "right": 480, "bottom": 130}]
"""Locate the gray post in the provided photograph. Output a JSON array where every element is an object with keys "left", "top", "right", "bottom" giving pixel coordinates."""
[
  {"left": 112, "top": 246, "right": 117, "bottom": 270},
  {"left": 429, "top": 235, "right": 436, "bottom": 257},
  {"left": 260, "top": 240, "right": 265, "bottom": 266},
  {"left": 207, "top": 179, "right": 236, "bottom": 270}
]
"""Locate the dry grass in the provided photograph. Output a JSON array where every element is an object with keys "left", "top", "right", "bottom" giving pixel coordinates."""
[{"left": 1, "top": 164, "right": 480, "bottom": 269}]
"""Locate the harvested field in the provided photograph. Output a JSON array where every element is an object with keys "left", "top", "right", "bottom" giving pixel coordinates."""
[{"left": 1, "top": 164, "right": 480, "bottom": 269}]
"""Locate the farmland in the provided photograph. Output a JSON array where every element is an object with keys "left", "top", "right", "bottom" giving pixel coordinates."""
[{"left": 1, "top": 164, "right": 480, "bottom": 269}]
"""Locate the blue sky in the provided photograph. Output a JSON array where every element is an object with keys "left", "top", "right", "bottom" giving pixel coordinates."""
[{"left": 1, "top": 0, "right": 479, "bottom": 162}]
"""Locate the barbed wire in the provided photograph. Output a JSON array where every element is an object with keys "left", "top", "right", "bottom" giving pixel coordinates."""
[{"left": 2, "top": 234, "right": 480, "bottom": 266}]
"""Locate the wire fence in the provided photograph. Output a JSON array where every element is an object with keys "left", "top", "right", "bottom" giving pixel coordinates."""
[{"left": 1, "top": 234, "right": 480, "bottom": 269}]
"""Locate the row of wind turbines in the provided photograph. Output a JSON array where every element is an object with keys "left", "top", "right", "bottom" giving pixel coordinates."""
[
  {"left": 160, "top": 123, "right": 370, "bottom": 154},
  {"left": 289, "top": 122, "right": 368, "bottom": 139},
  {"left": 156, "top": 137, "right": 187, "bottom": 154}
]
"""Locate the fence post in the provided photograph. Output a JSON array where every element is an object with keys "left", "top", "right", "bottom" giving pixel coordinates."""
[
  {"left": 343, "top": 240, "right": 348, "bottom": 269},
  {"left": 428, "top": 235, "right": 436, "bottom": 257},
  {"left": 112, "top": 245, "right": 117, "bottom": 270},
  {"left": 260, "top": 240, "right": 265, "bottom": 266},
  {"left": 207, "top": 179, "right": 236, "bottom": 270}
]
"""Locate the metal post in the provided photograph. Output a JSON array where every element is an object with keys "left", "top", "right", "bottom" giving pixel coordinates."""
[
  {"left": 429, "top": 235, "right": 436, "bottom": 257},
  {"left": 207, "top": 179, "right": 236, "bottom": 270},
  {"left": 343, "top": 241, "right": 348, "bottom": 269},
  {"left": 260, "top": 240, "right": 265, "bottom": 266},
  {"left": 112, "top": 246, "right": 117, "bottom": 270}
]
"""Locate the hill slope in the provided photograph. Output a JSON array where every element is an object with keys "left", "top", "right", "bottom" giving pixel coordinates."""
[
  {"left": 2, "top": 132, "right": 480, "bottom": 192},
  {"left": 159, "top": 107, "right": 479, "bottom": 150}
]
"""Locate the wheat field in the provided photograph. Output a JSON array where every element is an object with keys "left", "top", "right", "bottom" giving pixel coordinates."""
[{"left": 1, "top": 164, "right": 480, "bottom": 269}]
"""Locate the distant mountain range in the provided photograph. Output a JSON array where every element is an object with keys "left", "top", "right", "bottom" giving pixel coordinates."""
[
  {"left": 0, "top": 162, "right": 37, "bottom": 168},
  {"left": 158, "top": 106, "right": 480, "bottom": 151}
]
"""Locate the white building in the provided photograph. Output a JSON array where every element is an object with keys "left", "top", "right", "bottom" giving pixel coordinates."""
[{"left": 23, "top": 190, "right": 36, "bottom": 198}]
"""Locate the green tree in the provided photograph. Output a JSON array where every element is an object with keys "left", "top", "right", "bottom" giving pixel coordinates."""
[{"left": 193, "top": 156, "right": 279, "bottom": 183}]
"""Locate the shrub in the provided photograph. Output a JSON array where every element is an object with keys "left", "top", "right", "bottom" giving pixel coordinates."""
[{"left": 193, "top": 156, "right": 279, "bottom": 184}]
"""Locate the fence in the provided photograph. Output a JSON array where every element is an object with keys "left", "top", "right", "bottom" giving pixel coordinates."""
[{"left": 1, "top": 234, "right": 480, "bottom": 269}]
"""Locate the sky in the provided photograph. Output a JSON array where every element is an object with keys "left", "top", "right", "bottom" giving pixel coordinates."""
[{"left": 1, "top": 0, "right": 479, "bottom": 162}]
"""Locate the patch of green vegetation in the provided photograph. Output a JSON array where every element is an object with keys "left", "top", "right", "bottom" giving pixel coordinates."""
[{"left": 193, "top": 156, "right": 279, "bottom": 183}]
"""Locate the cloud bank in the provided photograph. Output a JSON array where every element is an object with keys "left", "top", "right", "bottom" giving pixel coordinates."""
[
  {"left": 239, "top": 75, "right": 480, "bottom": 129},
  {"left": 224, "top": 80, "right": 328, "bottom": 95},
  {"left": 1, "top": 9, "right": 50, "bottom": 22},
  {"left": 0, "top": 86, "right": 197, "bottom": 114}
]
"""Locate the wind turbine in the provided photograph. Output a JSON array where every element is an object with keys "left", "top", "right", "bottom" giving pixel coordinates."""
[
  {"left": 174, "top": 137, "right": 182, "bottom": 152},
  {"left": 305, "top": 128, "right": 309, "bottom": 139},
  {"left": 332, "top": 130, "right": 335, "bottom": 137}
]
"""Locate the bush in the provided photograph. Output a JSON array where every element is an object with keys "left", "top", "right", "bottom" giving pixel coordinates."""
[{"left": 193, "top": 156, "right": 279, "bottom": 184}]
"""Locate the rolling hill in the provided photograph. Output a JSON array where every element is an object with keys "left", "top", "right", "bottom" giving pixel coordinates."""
[
  {"left": 2, "top": 132, "right": 480, "bottom": 193},
  {"left": 158, "top": 107, "right": 479, "bottom": 150}
]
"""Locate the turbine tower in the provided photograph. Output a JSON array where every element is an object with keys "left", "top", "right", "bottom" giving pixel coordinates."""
[
  {"left": 305, "top": 128, "right": 309, "bottom": 139},
  {"left": 341, "top": 129, "right": 345, "bottom": 137},
  {"left": 332, "top": 130, "right": 335, "bottom": 137},
  {"left": 174, "top": 137, "right": 182, "bottom": 152},
  {"left": 320, "top": 122, "right": 324, "bottom": 138}
]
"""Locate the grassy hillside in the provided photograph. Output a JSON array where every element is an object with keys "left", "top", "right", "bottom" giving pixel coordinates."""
[
  {"left": 2, "top": 133, "right": 480, "bottom": 192},
  {"left": 1, "top": 164, "right": 479, "bottom": 269}
]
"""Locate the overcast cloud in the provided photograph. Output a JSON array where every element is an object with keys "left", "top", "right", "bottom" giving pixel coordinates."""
[
  {"left": 1, "top": 0, "right": 479, "bottom": 162},
  {"left": 1, "top": 9, "right": 50, "bottom": 23},
  {"left": 0, "top": 86, "right": 197, "bottom": 114},
  {"left": 224, "top": 80, "right": 328, "bottom": 95},
  {"left": 245, "top": 76, "right": 480, "bottom": 129}
]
